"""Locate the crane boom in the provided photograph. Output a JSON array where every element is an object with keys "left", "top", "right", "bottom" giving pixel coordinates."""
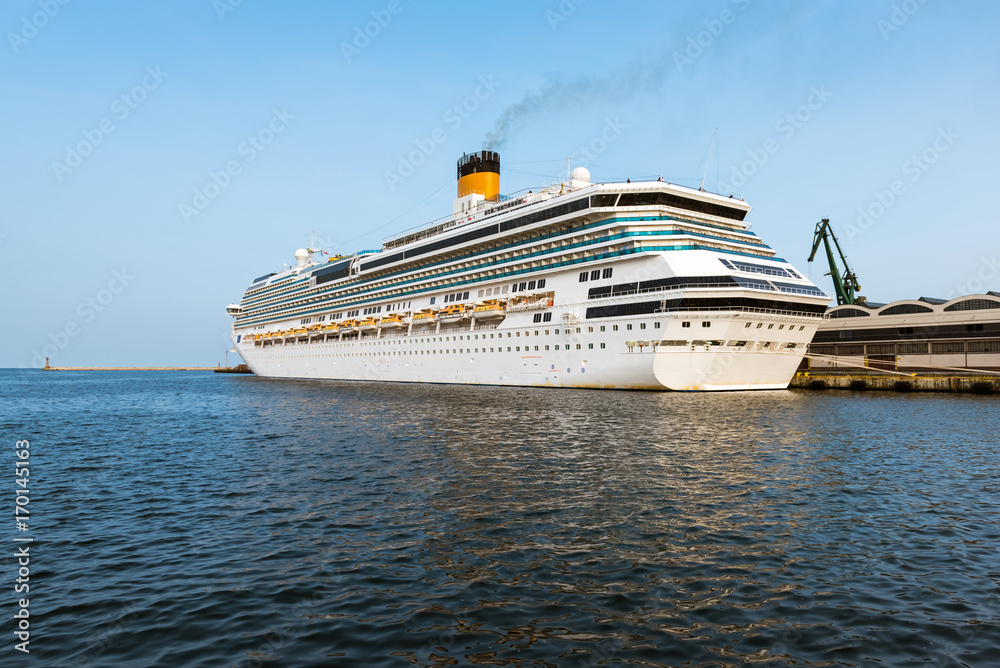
[{"left": 808, "top": 218, "right": 861, "bottom": 306}]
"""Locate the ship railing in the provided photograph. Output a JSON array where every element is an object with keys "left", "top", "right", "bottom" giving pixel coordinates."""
[
  {"left": 649, "top": 304, "right": 828, "bottom": 319},
  {"left": 379, "top": 175, "right": 726, "bottom": 250},
  {"left": 345, "top": 323, "right": 502, "bottom": 340},
  {"left": 375, "top": 331, "right": 409, "bottom": 339},
  {"left": 438, "top": 323, "right": 499, "bottom": 332},
  {"left": 381, "top": 187, "right": 560, "bottom": 250}
]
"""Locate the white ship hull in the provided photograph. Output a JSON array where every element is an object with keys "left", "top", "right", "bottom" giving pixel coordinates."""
[{"left": 234, "top": 306, "right": 820, "bottom": 391}]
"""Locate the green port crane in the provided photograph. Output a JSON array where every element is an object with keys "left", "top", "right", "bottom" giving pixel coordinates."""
[{"left": 808, "top": 218, "right": 861, "bottom": 306}]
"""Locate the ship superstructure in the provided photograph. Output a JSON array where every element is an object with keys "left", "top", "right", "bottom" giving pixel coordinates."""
[{"left": 226, "top": 152, "right": 830, "bottom": 390}]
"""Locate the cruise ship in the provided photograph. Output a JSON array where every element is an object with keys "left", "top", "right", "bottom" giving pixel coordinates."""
[{"left": 226, "top": 151, "right": 830, "bottom": 390}]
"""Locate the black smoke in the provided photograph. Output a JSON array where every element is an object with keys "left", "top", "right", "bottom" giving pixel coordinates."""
[{"left": 483, "top": 53, "right": 671, "bottom": 151}]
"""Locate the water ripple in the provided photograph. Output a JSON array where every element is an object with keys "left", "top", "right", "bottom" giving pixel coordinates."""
[{"left": 1, "top": 370, "right": 998, "bottom": 667}]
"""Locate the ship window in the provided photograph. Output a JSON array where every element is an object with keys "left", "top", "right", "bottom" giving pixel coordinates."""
[
  {"left": 590, "top": 270, "right": 600, "bottom": 281},
  {"left": 516, "top": 332, "right": 520, "bottom": 337},
  {"left": 757, "top": 323, "right": 763, "bottom": 328},
  {"left": 588, "top": 327, "right": 593, "bottom": 332},
  {"left": 579, "top": 272, "right": 588, "bottom": 282},
  {"left": 778, "top": 324, "right": 785, "bottom": 330},
  {"left": 534, "top": 346, "right": 539, "bottom": 351},
  {"left": 627, "top": 324, "right": 633, "bottom": 330},
  {"left": 463, "top": 291, "right": 469, "bottom": 300},
  {"left": 576, "top": 344, "right": 582, "bottom": 349},
  {"left": 654, "top": 322, "right": 660, "bottom": 328},
  {"left": 588, "top": 343, "right": 593, "bottom": 349},
  {"left": 603, "top": 268, "right": 613, "bottom": 279},
  {"left": 593, "top": 193, "right": 618, "bottom": 207},
  {"left": 967, "top": 323, "right": 984, "bottom": 332},
  {"left": 534, "top": 331, "right": 539, "bottom": 336},
  {"left": 555, "top": 329, "right": 560, "bottom": 334},
  {"left": 544, "top": 345, "right": 550, "bottom": 350},
  {"left": 519, "top": 282, "right": 527, "bottom": 291},
  {"left": 502, "top": 286, "right": 508, "bottom": 293},
  {"left": 538, "top": 279, "right": 546, "bottom": 288},
  {"left": 767, "top": 323, "right": 773, "bottom": 329},
  {"left": 640, "top": 323, "right": 646, "bottom": 330},
  {"left": 430, "top": 297, "right": 436, "bottom": 305},
  {"left": 528, "top": 280, "right": 536, "bottom": 290},
  {"left": 682, "top": 322, "right": 691, "bottom": 328},
  {"left": 543, "top": 313, "right": 552, "bottom": 322},
  {"left": 533, "top": 314, "right": 541, "bottom": 323},
  {"left": 600, "top": 343, "right": 606, "bottom": 349},
  {"left": 516, "top": 346, "right": 521, "bottom": 351},
  {"left": 799, "top": 326, "right": 805, "bottom": 331},
  {"left": 507, "top": 347, "right": 511, "bottom": 351},
  {"left": 576, "top": 327, "right": 581, "bottom": 333},
  {"left": 613, "top": 325, "right": 618, "bottom": 331},
  {"left": 600, "top": 326, "right": 605, "bottom": 332},
  {"left": 703, "top": 322, "right": 711, "bottom": 327},
  {"left": 745, "top": 322, "right": 752, "bottom": 328}
]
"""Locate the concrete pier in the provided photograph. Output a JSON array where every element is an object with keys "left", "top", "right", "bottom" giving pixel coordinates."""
[
  {"left": 44, "top": 367, "right": 216, "bottom": 371},
  {"left": 790, "top": 371, "right": 997, "bottom": 394}
]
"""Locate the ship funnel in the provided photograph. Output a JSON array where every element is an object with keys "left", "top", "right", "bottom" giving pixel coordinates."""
[{"left": 457, "top": 151, "right": 500, "bottom": 201}]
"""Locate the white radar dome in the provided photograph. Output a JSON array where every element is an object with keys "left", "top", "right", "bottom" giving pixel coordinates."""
[
  {"left": 294, "top": 248, "right": 309, "bottom": 267},
  {"left": 571, "top": 166, "right": 591, "bottom": 183}
]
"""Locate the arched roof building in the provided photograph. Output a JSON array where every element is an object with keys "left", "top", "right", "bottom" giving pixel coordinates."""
[{"left": 808, "top": 292, "right": 1000, "bottom": 371}]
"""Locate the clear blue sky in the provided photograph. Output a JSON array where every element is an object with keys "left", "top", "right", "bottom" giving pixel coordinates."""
[{"left": 2, "top": 0, "right": 998, "bottom": 367}]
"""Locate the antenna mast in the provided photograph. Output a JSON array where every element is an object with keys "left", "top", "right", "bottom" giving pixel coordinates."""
[{"left": 700, "top": 127, "right": 718, "bottom": 191}]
